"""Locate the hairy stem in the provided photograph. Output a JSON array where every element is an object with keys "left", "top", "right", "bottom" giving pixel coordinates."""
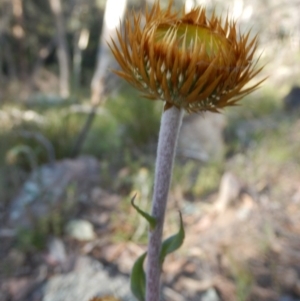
[{"left": 146, "top": 106, "right": 184, "bottom": 301}]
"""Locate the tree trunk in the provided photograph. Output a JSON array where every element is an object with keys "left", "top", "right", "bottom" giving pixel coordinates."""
[
  {"left": 3, "top": 38, "right": 17, "bottom": 80},
  {"left": 12, "top": 0, "right": 27, "bottom": 79},
  {"left": 0, "top": 35, "right": 3, "bottom": 84},
  {"left": 48, "top": 0, "right": 70, "bottom": 98},
  {"left": 72, "top": 0, "right": 127, "bottom": 156},
  {"left": 73, "top": 28, "right": 89, "bottom": 91},
  {"left": 29, "top": 38, "right": 56, "bottom": 90},
  {"left": 90, "top": 0, "right": 127, "bottom": 105}
]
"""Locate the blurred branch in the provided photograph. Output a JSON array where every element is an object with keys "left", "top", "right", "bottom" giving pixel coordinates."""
[
  {"left": 73, "top": 28, "right": 90, "bottom": 90},
  {"left": 0, "top": 35, "right": 3, "bottom": 83},
  {"left": 0, "top": 1, "right": 12, "bottom": 34},
  {"left": 48, "top": 0, "right": 71, "bottom": 98},
  {"left": 6, "top": 144, "right": 38, "bottom": 171},
  {"left": 12, "top": 0, "right": 27, "bottom": 78},
  {"left": 2, "top": 35, "right": 17, "bottom": 79},
  {"left": 16, "top": 130, "right": 56, "bottom": 165}
]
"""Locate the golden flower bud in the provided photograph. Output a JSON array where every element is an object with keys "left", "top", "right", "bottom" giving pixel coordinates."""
[{"left": 109, "top": 0, "right": 264, "bottom": 113}]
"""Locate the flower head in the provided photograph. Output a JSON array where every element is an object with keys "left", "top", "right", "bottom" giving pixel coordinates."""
[{"left": 109, "top": 0, "right": 264, "bottom": 113}]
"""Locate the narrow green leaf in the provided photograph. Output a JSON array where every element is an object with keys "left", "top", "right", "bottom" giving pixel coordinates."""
[
  {"left": 160, "top": 212, "right": 185, "bottom": 265},
  {"left": 130, "top": 252, "right": 147, "bottom": 301},
  {"left": 131, "top": 194, "right": 157, "bottom": 230}
]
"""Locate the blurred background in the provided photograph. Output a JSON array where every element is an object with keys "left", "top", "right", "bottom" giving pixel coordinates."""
[{"left": 0, "top": 0, "right": 300, "bottom": 300}]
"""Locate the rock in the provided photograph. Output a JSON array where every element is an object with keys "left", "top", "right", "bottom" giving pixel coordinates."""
[
  {"left": 284, "top": 86, "right": 300, "bottom": 111},
  {"left": 6, "top": 249, "right": 26, "bottom": 269},
  {"left": 279, "top": 296, "right": 300, "bottom": 301},
  {"left": 279, "top": 268, "right": 298, "bottom": 290},
  {"left": 163, "top": 287, "right": 185, "bottom": 301},
  {"left": 65, "top": 219, "right": 95, "bottom": 241},
  {"left": 9, "top": 156, "right": 100, "bottom": 228},
  {"left": 175, "top": 276, "right": 213, "bottom": 293},
  {"left": 45, "top": 237, "right": 67, "bottom": 265},
  {"left": 2, "top": 277, "right": 42, "bottom": 301},
  {"left": 201, "top": 288, "right": 221, "bottom": 301},
  {"left": 91, "top": 187, "right": 121, "bottom": 209},
  {"left": 295, "top": 280, "right": 300, "bottom": 295},
  {"left": 42, "top": 256, "right": 133, "bottom": 301},
  {"left": 214, "top": 276, "right": 237, "bottom": 301},
  {"left": 236, "top": 193, "right": 256, "bottom": 220},
  {"left": 178, "top": 112, "right": 226, "bottom": 161},
  {"left": 0, "top": 249, "right": 26, "bottom": 281}
]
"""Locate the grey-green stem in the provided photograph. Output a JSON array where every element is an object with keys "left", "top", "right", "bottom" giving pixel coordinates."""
[{"left": 146, "top": 106, "right": 184, "bottom": 301}]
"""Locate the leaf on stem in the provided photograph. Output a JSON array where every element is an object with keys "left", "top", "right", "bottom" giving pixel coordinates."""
[
  {"left": 130, "top": 252, "right": 147, "bottom": 301},
  {"left": 159, "top": 211, "right": 185, "bottom": 265},
  {"left": 131, "top": 194, "right": 157, "bottom": 230}
]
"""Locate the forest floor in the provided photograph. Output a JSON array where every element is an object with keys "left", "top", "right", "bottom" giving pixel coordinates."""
[{"left": 1, "top": 92, "right": 300, "bottom": 301}]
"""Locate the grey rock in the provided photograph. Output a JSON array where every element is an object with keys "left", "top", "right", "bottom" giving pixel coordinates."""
[
  {"left": 279, "top": 296, "right": 300, "bottom": 301},
  {"left": 47, "top": 237, "right": 67, "bottom": 265},
  {"left": 9, "top": 156, "right": 100, "bottom": 228},
  {"left": 279, "top": 268, "right": 298, "bottom": 290},
  {"left": 178, "top": 112, "right": 226, "bottom": 162},
  {"left": 201, "top": 288, "right": 221, "bottom": 301},
  {"left": 43, "top": 256, "right": 134, "bottom": 301},
  {"left": 284, "top": 86, "right": 300, "bottom": 111},
  {"left": 65, "top": 219, "right": 95, "bottom": 241}
]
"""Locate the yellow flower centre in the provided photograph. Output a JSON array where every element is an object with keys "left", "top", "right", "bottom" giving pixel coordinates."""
[{"left": 154, "top": 23, "right": 234, "bottom": 65}]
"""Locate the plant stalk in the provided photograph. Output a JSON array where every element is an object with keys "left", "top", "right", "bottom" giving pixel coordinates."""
[{"left": 146, "top": 106, "right": 184, "bottom": 301}]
